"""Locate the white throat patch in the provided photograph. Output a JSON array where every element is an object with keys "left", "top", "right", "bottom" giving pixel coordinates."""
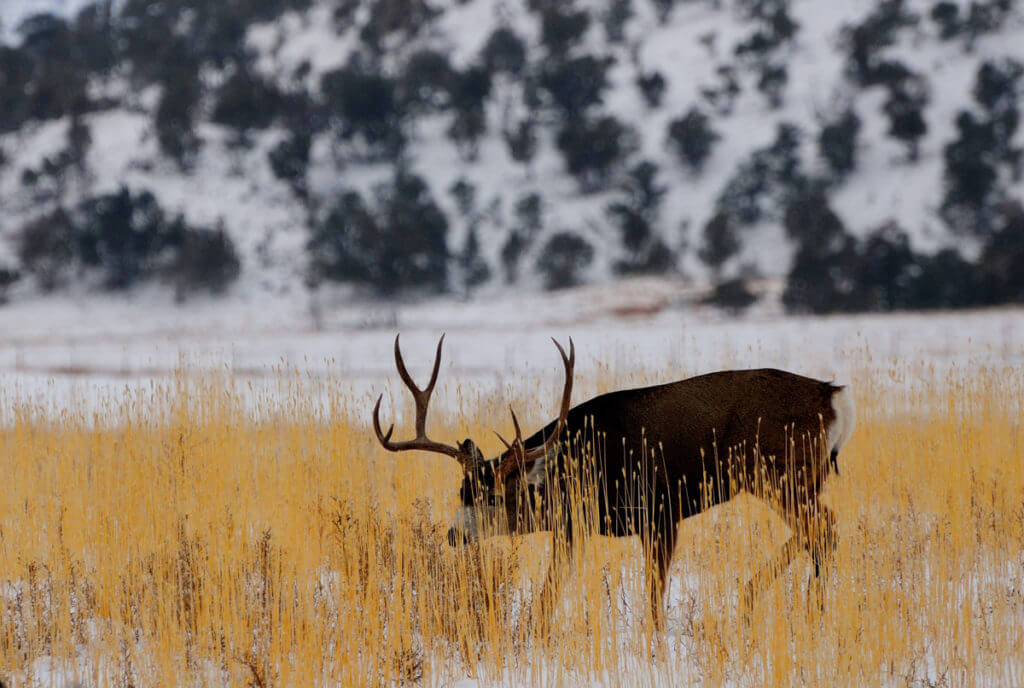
[{"left": 524, "top": 444, "right": 557, "bottom": 487}]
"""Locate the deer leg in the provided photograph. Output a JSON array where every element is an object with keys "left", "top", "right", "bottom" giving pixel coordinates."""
[
  {"left": 538, "top": 536, "right": 574, "bottom": 609},
  {"left": 743, "top": 500, "right": 836, "bottom": 613},
  {"left": 803, "top": 503, "right": 836, "bottom": 610},
  {"left": 806, "top": 503, "right": 837, "bottom": 578},
  {"left": 532, "top": 521, "right": 578, "bottom": 633},
  {"left": 782, "top": 499, "right": 837, "bottom": 574},
  {"left": 741, "top": 534, "right": 802, "bottom": 613},
  {"left": 643, "top": 525, "right": 678, "bottom": 631}
]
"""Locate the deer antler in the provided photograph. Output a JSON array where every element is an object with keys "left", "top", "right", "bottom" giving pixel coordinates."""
[
  {"left": 373, "top": 334, "right": 464, "bottom": 462},
  {"left": 496, "top": 337, "right": 575, "bottom": 481},
  {"left": 493, "top": 407, "right": 528, "bottom": 466}
]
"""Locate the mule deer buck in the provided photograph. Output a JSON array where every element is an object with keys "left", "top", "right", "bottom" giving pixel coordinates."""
[{"left": 373, "top": 335, "right": 856, "bottom": 623}]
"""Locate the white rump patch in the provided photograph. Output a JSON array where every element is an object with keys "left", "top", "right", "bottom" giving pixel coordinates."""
[
  {"left": 448, "top": 505, "right": 508, "bottom": 541},
  {"left": 827, "top": 387, "right": 857, "bottom": 455}
]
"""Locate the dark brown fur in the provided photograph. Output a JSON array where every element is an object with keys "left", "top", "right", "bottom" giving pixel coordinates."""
[{"left": 460, "top": 369, "right": 847, "bottom": 621}]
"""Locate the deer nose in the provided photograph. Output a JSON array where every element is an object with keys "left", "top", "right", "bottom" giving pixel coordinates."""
[{"left": 447, "top": 527, "right": 469, "bottom": 547}]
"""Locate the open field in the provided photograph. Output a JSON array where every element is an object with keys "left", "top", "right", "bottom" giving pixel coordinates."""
[
  {"left": 0, "top": 309, "right": 1022, "bottom": 686},
  {"left": 0, "top": 285, "right": 1022, "bottom": 415},
  {"left": 0, "top": 295, "right": 1022, "bottom": 686}
]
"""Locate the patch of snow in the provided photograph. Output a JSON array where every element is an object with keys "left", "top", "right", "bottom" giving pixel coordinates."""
[{"left": 0, "top": 283, "right": 1019, "bottom": 423}]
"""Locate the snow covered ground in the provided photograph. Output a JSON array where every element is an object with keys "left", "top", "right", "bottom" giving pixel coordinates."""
[
  {"left": 3, "top": 292, "right": 1022, "bottom": 688},
  {"left": 0, "top": 281, "right": 1020, "bottom": 420}
]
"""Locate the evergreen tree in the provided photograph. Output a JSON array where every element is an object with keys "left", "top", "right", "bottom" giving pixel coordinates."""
[
  {"left": 667, "top": 107, "right": 720, "bottom": 172},
  {"left": 375, "top": 169, "right": 450, "bottom": 293},
  {"left": 155, "top": 55, "right": 203, "bottom": 170},
  {"left": 602, "top": 0, "right": 633, "bottom": 43},
  {"left": 930, "top": 1, "right": 961, "bottom": 39},
  {"left": 941, "top": 111, "right": 1000, "bottom": 235},
  {"left": 18, "top": 208, "right": 75, "bottom": 291},
  {"left": 715, "top": 123, "right": 806, "bottom": 225},
  {"left": 536, "top": 232, "right": 594, "bottom": 289},
  {"left": 974, "top": 59, "right": 1022, "bottom": 167},
  {"left": 66, "top": 110, "right": 92, "bottom": 178},
  {"left": 636, "top": 70, "right": 667, "bottom": 108},
  {"left": 842, "top": 0, "right": 918, "bottom": 86},
  {"left": 211, "top": 67, "right": 284, "bottom": 133},
  {"left": 699, "top": 211, "right": 740, "bottom": 274},
  {"left": 308, "top": 191, "right": 380, "bottom": 286},
  {"left": 501, "top": 193, "right": 543, "bottom": 282},
  {"left": 459, "top": 227, "right": 491, "bottom": 293},
  {"left": 540, "top": 6, "right": 591, "bottom": 57},
  {"left": 172, "top": 222, "right": 241, "bottom": 301},
  {"left": 269, "top": 132, "right": 312, "bottom": 200},
  {"left": 308, "top": 170, "right": 450, "bottom": 295},
  {"left": 652, "top": 0, "right": 678, "bottom": 24},
  {"left": 783, "top": 188, "right": 845, "bottom": 247},
  {"left": 977, "top": 202, "right": 1024, "bottom": 303},
  {"left": 401, "top": 49, "right": 455, "bottom": 114},
  {"left": 503, "top": 118, "right": 538, "bottom": 165},
  {"left": 882, "top": 73, "right": 929, "bottom": 161},
  {"left": 608, "top": 161, "right": 674, "bottom": 274},
  {"left": 447, "top": 66, "right": 492, "bottom": 160},
  {"left": 322, "top": 57, "right": 405, "bottom": 159},
  {"left": 539, "top": 54, "right": 612, "bottom": 120},
  {"left": 941, "top": 60, "right": 1021, "bottom": 236},
  {"left": 757, "top": 62, "right": 788, "bottom": 109},
  {"left": 818, "top": 108, "right": 861, "bottom": 180},
  {"left": 556, "top": 115, "right": 637, "bottom": 192},
  {"left": 703, "top": 277, "right": 759, "bottom": 314},
  {"left": 481, "top": 27, "right": 527, "bottom": 76}
]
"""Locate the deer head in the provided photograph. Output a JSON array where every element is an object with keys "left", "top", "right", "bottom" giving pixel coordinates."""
[{"left": 372, "top": 334, "right": 574, "bottom": 545}]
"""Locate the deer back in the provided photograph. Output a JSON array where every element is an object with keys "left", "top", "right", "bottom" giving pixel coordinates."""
[{"left": 513, "top": 369, "right": 844, "bottom": 532}]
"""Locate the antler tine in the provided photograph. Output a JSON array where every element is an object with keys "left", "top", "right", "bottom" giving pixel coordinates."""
[
  {"left": 394, "top": 333, "right": 445, "bottom": 392},
  {"left": 394, "top": 333, "right": 446, "bottom": 438},
  {"left": 493, "top": 430, "right": 513, "bottom": 451},
  {"left": 373, "top": 334, "right": 462, "bottom": 460},
  {"left": 494, "top": 406, "right": 527, "bottom": 481},
  {"left": 392, "top": 334, "right": 417, "bottom": 391},
  {"left": 509, "top": 406, "right": 524, "bottom": 445},
  {"left": 523, "top": 337, "right": 575, "bottom": 463},
  {"left": 549, "top": 337, "right": 575, "bottom": 420},
  {"left": 552, "top": 336, "right": 575, "bottom": 369},
  {"left": 425, "top": 334, "right": 445, "bottom": 393},
  {"left": 496, "top": 338, "right": 577, "bottom": 481},
  {"left": 372, "top": 394, "right": 396, "bottom": 445}
]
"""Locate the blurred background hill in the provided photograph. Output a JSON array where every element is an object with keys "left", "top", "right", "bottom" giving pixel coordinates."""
[{"left": 0, "top": 0, "right": 1022, "bottom": 316}]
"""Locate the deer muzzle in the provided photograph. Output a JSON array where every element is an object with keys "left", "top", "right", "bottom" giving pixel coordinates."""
[{"left": 446, "top": 504, "right": 508, "bottom": 546}]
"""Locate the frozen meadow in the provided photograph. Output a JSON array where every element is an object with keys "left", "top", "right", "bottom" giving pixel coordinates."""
[
  {"left": 0, "top": 281, "right": 1020, "bottom": 415},
  {"left": 0, "top": 291, "right": 1021, "bottom": 688}
]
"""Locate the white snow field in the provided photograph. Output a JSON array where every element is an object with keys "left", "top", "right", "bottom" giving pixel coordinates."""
[{"left": 0, "top": 282, "right": 1021, "bottom": 419}]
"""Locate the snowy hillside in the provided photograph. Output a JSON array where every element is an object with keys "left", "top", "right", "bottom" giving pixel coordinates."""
[
  {"left": 0, "top": 0, "right": 93, "bottom": 38},
  {"left": 0, "top": 0, "right": 1022, "bottom": 311}
]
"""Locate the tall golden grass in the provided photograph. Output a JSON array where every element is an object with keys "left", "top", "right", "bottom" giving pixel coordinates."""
[{"left": 0, "top": 362, "right": 1021, "bottom": 687}]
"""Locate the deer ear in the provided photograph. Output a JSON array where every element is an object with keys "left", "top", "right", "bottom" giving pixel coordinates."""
[{"left": 458, "top": 439, "right": 484, "bottom": 465}]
